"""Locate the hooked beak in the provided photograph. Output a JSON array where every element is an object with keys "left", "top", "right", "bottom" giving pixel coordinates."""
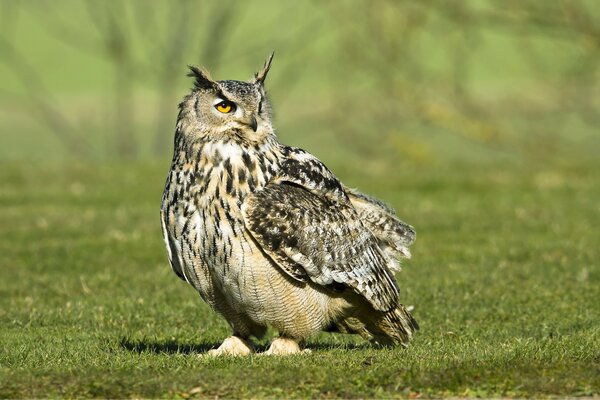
[
  {"left": 248, "top": 115, "right": 258, "bottom": 132},
  {"left": 238, "top": 114, "right": 258, "bottom": 132},
  {"left": 237, "top": 114, "right": 258, "bottom": 132}
]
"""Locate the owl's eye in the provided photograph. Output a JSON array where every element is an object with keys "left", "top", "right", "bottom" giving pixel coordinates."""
[{"left": 215, "top": 100, "right": 236, "bottom": 114}]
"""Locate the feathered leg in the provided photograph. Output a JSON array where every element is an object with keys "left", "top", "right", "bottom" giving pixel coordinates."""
[
  {"left": 207, "top": 335, "right": 254, "bottom": 356},
  {"left": 264, "top": 337, "right": 311, "bottom": 355}
]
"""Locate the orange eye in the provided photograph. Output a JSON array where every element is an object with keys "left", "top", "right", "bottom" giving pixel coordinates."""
[{"left": 215, "top": 100, "right": 235, "bottom": 113}]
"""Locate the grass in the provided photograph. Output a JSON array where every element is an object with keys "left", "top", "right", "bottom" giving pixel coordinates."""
[
  {"left": 1, "top": 1, "right": 598, "bottom": 397},
  {"left": 0, "top": 158, "right": 598, "bottom": 398}
]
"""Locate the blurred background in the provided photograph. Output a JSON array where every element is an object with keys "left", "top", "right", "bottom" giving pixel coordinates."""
[
  {"left": 1, "top": 4, "right": 599, "bottom": 396},
  {"left": 1, "top": 0, "right": 598, "bottom": 169}
]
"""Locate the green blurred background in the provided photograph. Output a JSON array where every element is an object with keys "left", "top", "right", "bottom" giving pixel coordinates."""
[
  {"left": 1, "top": 2, "right": 599, "bottom": 396},
  {"left": 1, "top": 0, "right": 598, "bottom": 168}
]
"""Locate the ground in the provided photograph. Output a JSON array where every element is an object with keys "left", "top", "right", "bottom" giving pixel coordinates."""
[{"left": 0, "top": 160, "right": 598, "bottom": 398}]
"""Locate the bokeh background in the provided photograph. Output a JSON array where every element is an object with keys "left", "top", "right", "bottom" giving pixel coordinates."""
[
  {"left": 1, "top": 0, "right": 598, "bottom": 167},
  {"left": 1, "top": 1, "right": 599, "bottom": 397}
]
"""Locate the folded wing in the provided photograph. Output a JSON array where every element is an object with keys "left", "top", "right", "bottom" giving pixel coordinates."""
[
  {"left": 241, "top": 149, "right": 401, "bottom": 312},
  {"left": 345, "top": 187, "right": 416, "bottom": 266}
]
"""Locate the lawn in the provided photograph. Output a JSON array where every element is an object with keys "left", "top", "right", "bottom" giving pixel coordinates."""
[
  {"left": 1, "top": 0, "right": 599, "bottom": 397},
  {"left": 0, "top": 159, "right": 598, "bottom": 398}
]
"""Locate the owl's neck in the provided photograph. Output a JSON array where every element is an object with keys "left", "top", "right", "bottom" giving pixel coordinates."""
[
  {"left": 170, "top": 133, "right": 282, "bottom": 203},
  {"left": 174, "top": 131, "right": 280, "bottom": 163}
]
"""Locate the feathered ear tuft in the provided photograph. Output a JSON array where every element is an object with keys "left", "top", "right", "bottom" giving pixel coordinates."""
[
  {"left": 254, "top": 52, "right": 274, "bottom": 86},
  {"left": 187, "top": 65, "right": 217, "bottom": 90}
]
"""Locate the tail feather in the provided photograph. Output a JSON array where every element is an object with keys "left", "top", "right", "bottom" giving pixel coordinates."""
[
  {"left": 373, "top": 305, "right": 419, "bottom": 346},
  {"left": 336, "top": 304, "right": 418, "bottom": 346}
]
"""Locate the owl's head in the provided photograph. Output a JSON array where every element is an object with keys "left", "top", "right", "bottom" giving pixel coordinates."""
[{"left": 179, "top": 53, "right": 275, "bottom": 145}]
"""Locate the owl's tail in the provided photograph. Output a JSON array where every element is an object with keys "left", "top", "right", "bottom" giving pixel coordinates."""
[
  {"left": 373, "top": 305, "right": 419, "bottom": 346},
  {"left": 336, "top": 304, "right": 419, "bottom": 346}
]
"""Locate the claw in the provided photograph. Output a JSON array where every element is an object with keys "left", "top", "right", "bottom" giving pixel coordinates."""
[
  {"left": 263, "top": 337, "right": 309, "bottom": 356},
  {"left": 204, "top": 336, "right": 254, "bottom": 357}
]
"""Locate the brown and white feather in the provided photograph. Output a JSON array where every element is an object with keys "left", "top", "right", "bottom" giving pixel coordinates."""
[{"left": 160, "top": 59, "right": 418, "bottom": 350}]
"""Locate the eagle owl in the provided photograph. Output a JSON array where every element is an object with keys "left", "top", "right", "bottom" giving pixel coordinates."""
[{"left": 161, "top": 54, "right": 418, "bottom": 355}]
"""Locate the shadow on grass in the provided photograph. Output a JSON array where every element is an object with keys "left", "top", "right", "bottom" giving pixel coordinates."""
[
  {"left": 119, "top": 337, "right": 219, "bottom": 355},
  {"left": 120, "top": 336, "right": 370, "bottom": 355}
]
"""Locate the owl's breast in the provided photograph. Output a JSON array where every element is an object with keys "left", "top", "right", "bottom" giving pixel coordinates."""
[
  {"left": 163, "top": 141, "right": 312, "bottom": 312},
  {"left": 167, "top": 159, "right": 271, "bottom": 295},
  {"left": 164, "top": 167, "right": 344, "bottom": 337}
]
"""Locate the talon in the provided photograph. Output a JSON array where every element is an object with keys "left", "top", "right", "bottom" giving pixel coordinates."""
[
  {"left": 204, "top": 336, "right": 254, "bottom": 357},
  {"left": 264, "top": 337, "right": 306, "bottom": 356}
]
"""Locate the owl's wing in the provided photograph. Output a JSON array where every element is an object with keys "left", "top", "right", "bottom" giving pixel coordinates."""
[
  {"left": 241, "top": 148, "right": 400, "bottom": 312},
  {"left": 160, "top": 209, "right": 186, "bottom": 282},
  {"left": 345, "top": 187, "right": 416, "bottom": 263}
]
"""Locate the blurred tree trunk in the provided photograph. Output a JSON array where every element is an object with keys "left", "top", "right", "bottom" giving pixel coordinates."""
[
  {"left": 152, "top": 0, "right": 240, "bottom": 156},
  {"left": 87, "top": 2, "right": 137, "bottom": 159},
  {"left": 151, "top": 0, "right": 196, "bottom": 156}
]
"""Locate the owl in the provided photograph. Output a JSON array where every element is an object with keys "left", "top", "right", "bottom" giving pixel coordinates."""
[{"left": 160, "top": 54, "right": 418, "bottom": 355}]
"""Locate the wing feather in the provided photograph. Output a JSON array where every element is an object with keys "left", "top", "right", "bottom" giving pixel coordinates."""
[
  {"left": 242, "top": 149, "right": 401, "bottom": 312},
  {"left": 345, "top": 187, "right": 416, "bottom": 261},
  {"left": 160, "top": 209, "right": 187, "bottom": 282}
]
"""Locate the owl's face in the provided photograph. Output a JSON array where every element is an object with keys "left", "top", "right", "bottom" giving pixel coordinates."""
[{"left": 181, "top": 54, "right": 274, "bottom": 146}]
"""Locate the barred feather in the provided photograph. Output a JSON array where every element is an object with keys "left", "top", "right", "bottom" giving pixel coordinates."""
[{"left": 160, "top": 59, "right": 418, "bottom": 351}]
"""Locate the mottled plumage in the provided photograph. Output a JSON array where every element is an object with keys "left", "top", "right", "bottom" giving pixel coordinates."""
[{"left": 161, "top": 54, "right": 418, "bottom": 355}]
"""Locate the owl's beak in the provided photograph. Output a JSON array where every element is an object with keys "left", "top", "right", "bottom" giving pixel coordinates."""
[
  {"left": 238, "top": 115, "right": 258, "bottom": 132},
  {"left": 248, "top": 115, "right": 258, "bottom": 132}
]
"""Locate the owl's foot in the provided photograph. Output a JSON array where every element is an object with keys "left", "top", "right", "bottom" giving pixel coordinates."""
[
  {"left": 206, "top": 336, "right": 254, "bottom": 357},
  {"left": 263, "top": 337, "right": 311, "bottom": 356}
]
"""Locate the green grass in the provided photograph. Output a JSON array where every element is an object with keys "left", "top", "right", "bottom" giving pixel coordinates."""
[
  {"left": 0, "top": 159, "right": 598, "bottom": 398},
  {"left": 1, "top": 1, "right": 598, "bottom": 396}
]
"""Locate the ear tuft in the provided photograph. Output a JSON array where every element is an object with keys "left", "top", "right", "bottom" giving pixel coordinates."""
[
  {"left": 254, "top": 52, "right": 274, "bottom": 85},
  {"left": 187, "top": 65, "right": 217, "bottom": 90}
]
